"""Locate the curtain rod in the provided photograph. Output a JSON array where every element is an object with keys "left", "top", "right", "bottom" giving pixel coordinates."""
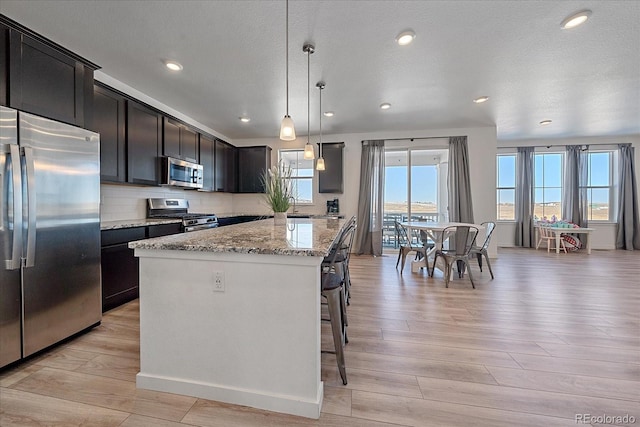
[
  {"left": 361, "top": 136, "right": 452, "bottom": 144},
  {"left": 498, "top": 142, "right": 620, "bottom": 149}
]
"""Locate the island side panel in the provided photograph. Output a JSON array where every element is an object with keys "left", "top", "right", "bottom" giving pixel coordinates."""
[{"left": 135, "top": 249, "right": 323, "bottom": 419}]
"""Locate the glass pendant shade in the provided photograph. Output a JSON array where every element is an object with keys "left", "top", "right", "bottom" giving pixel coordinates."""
[
  {"left": 316, "top": 157, "right": 325, "bottom": 171},
  {"left": 279, "top": 115, "right": 296, "bottom": 141},
  {"left": 303, "top": 142, "right": 315, "bottom": 159}
]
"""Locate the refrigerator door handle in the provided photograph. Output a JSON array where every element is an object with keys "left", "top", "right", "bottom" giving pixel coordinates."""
[
  {"left": 23, "top": 146, "right": 36, "bottom": 268},
  {"left": 0, "top": 144, "right": 22, "bottom": 270},
  {"left": 5, "top": 144, "right": 23, "bottom": 270}
]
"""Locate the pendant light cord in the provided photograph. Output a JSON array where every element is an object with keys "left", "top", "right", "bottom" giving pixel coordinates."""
[
  {"left": 285, "top": 0, "right": 289, "bottom": 116},
  {"left": 319, "top": 85, "right": 322, "bottom": 158},
  {"left": 307, "top": 45, "right": 310, "bottom": 144}
]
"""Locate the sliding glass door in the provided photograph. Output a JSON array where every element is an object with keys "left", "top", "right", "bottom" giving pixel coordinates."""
[{"left": 383, "top": 148, "right": 447, "bottom": 247}]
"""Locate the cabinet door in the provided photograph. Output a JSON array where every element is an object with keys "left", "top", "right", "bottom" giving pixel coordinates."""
[
  {"left": 199, "top": 134, "right": 215, "bottom": 191},
  {"left": 127, "top": 101, "right": 161, "bottom": 186},
  {"left": 93, "top": 85, "right": 126, "bottom": 182},
  {"left": 9, "top": 30, "right": 89, "bottom": 127},
  {"left": 163, "top": 117, "right": 181, "bottom": 159},
  {"left": 181, "top": 126, "right": 198, "bottom": 163},
  {"left": 214, "top": 140, "right": 237, "bottom": 193},
  {"left": 226, "top": 144, "right": 238, "bottom": 193},
  {"left": 214, "top": 139, "right": 227, "bottom": 192},
  {"left": 101, "top": 244, "right": 139, "bottom": 312},
  {"left": 100, "top": 227, "right": 145, "bottom": 312},
  {"left": 0, "top": 23, "right": 9, "bottom": 106},
  {"left": 318, "top": 143, "right": 344, "bottom": 193},
  {"left": 238, "top": 146, "right": 271, "bottom": 193}
]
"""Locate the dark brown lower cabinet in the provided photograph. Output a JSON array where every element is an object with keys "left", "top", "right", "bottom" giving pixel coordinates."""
[
  {"left": 101, "top": 223, "right": 181, "bottom": 312},
  {"left": 101, "top": 227, "right": 145, "bottom": 312}
]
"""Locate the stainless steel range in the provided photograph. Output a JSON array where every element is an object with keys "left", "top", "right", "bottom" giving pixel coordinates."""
[{"left": 147, "top": 198, "right": 218, "bottom": 232}]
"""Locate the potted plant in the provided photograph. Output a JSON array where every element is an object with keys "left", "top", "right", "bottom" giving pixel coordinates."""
[{"left": 261, "top": 160, "right": 293, "bottom": 224}]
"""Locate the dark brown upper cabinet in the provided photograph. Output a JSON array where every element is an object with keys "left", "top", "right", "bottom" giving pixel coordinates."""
[
  {"left": 318, "top": 142, "right": 344, "bottom": 193},
  {"left": 163, "top": 117, "right": 199, "bottom": 163},
  {"left": 199, "top": 134, "right": 215, "bottom": 192},
  {"left": 237, "top": 146, "right": 272, "bottom": 193},
  {"left": 215, "top": 139, "right": 237, "bottom": 193},
  {"left": 0, "top": 23, "right": 9, "bottom": 106},
  {"left": 92, "top": 84, "right": 126, "bottom": 183},
  {"left": 2, "top": 16, "right": 98, "bottom": 127},
  {"left": 127, "top": 100, "right": 161, "bottom": 186}
]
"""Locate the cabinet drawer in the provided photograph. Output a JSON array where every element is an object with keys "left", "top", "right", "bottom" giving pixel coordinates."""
[
  {"left": 147, "top": 223, "right": 182, "bottom": 238},
  {"left": 101, "top": 227, "right": 146, "bottom": 246}
]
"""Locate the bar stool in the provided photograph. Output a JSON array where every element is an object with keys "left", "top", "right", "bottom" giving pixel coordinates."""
[{"left": 320, "top": 221, "right": 354, "bottom": 385}]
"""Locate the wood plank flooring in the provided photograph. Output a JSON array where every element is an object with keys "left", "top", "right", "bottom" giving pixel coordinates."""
[{"left": 1, "top": 247, "right": 639, "bottom": 426}]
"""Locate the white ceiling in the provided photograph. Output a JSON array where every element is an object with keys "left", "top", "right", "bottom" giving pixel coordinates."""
[{"left": 2, "top": 0, "right": 639, "bottom": 142}]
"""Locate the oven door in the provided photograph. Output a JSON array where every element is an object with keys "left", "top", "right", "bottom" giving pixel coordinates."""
[{"left": 162, "top": 157, "right": 203, "bottom": 189}]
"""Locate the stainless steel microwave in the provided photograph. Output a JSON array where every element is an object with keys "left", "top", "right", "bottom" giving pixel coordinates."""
[{"left": 161, "top": 157, "right": 203, "bottom": 189}]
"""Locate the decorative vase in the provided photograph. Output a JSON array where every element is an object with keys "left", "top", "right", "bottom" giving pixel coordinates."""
[{"left": 274, "top": 212, "right": 287, "bottom": 225}]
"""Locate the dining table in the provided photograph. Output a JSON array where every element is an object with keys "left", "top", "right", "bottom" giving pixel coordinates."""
[{"left": 399, "top": 221, "right": 485, "bottom": 273}]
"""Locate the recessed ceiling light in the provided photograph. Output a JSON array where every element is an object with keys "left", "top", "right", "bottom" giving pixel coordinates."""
[
  {"left": 380, "top": 103, "right": 391, "bottom": 110},
  {"left": 473, "top": 96, "right": 490, "bottom": 104},
  {"left": 560, "top": 10, "right": 592, "bottom": 29},
  {"left": 239, "top": 117, "right": 250, "bottom": 123},
  {"left": 165, "top": 60, "right": 183, "bottom": 71},
  {"left": 395, "top": 30, "right": 416, "bottom": 46},
  {"left": 539, "top": 119, "right": 553, "bottom": 126},
  {"left": 323, "top": 111, "right": 334, "bottom": 117}
]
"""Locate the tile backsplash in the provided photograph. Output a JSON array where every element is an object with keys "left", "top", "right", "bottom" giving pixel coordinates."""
[
  {"left": 100, "top": 183, "right": 233, "bottom": 222},
  {"left": 100, "top": 183, "right": 330, "bottom": 223}
]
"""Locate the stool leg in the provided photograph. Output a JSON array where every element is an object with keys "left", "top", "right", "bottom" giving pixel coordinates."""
[{"left": 325, "top": 287, "right": 347, "bottom": 385}]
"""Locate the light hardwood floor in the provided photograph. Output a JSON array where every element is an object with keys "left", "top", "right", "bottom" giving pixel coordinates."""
[{"left": 1, "top": 248, "right": 639, "bottom": 426}]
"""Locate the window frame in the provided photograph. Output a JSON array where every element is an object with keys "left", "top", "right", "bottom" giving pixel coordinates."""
[
  {"left": 496, "top": 154, "right": 516, "bottom": 221},
  {"left": 278, "top": 149, "right": 314, "bottom": 205},
  {"left": 584, "top": 150, "right": 614, "bottom": 222},
  {"left": 533, "top": 152, "right": 564, "bottom": 220}
]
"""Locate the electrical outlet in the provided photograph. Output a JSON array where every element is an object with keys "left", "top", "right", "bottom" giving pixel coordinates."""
[{"left": 213, "top": 271, "right": 225, "bottom": 292}]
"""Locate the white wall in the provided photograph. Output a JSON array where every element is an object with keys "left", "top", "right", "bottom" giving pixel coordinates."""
[
  {"left": 495, "top": 134, "right": 640, "bottom": 250},
  {"left": 235, "top": 125, "right": 498, "bottom": 257}
]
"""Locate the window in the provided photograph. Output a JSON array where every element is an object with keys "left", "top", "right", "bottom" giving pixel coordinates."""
[
  {"left": 534, "top": 153, "right": 563, "bottom": 219},
  {"left": 279, "top": 150, "right": 313, "bottom": 204},
  {"left": 586, "top": 151, "right": 613, "bottom": 221},
  {"left": 496, "top": 154, "right": 516, "bottom": 220}
]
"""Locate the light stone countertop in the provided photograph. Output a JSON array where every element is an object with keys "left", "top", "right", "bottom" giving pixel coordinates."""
[
  {"left": 101, "top": 218, "right": 182, "bottom": 231},
  {"left": 128, "top": 217, "right": 347, "bottom": 257}
]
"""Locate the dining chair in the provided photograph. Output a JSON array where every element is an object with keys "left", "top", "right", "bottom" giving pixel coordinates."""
[
  {"left": 395, "top": 221, "right": 427, "bottom": 275},
  {"left": 536, "top": 226, "right": 567, "bottom": 253},
  {"left": 430, "top": 225, "right": 479, "bottom": 288},
  {"left": 469, "top": 221, "right": 496, "bottom": 279}
]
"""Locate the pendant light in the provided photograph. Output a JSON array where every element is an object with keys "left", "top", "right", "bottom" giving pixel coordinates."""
[
  {"left": 302, "top": 43, "right": 315, "bottom": 160},
  {"left": 315, "top": 82, "right": 326, "bottom": 171},
  {"left": 279, "top": 0, "right": 296, "bottom": 141}
]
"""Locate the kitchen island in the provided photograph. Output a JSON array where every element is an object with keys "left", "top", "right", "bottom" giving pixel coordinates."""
[{"left": 129, "top": 217, "right": 346, "bottom": 419}]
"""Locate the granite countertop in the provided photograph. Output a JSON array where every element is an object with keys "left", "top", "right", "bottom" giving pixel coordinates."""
[
  {"left": 101, "top": 218, "right": 182, "bottom": 231},
  {"left": 129, "top": 217, "right": 347, "bottom": 257}
]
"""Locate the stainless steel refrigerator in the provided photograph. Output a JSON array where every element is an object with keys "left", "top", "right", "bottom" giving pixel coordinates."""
[{"left": 1, "top": 106, "right": 101, "bottom": 368}]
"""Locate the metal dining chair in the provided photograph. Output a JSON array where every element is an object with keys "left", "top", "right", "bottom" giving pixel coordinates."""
[
  {"left": 430, "top": 225, "right": 479, "bottom": 288},
  {"left": 469, "top": 221, "right": 496, "bottom": 279},
  {"left": 395, "top": 221, "right": 427, "bottom": 275}
]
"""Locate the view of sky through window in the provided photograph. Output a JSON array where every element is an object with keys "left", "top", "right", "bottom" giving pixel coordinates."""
[{"left": 496, "top": 151, "right": 613, "bottom": 221}]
